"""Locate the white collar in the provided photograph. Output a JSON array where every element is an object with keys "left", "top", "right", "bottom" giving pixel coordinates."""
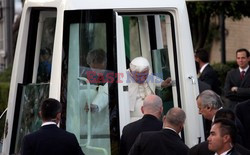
[
  {"left": 214, "top": 148, "right": 232, "bottom": 155},
  {"left": 212, "top": 107, "right": 223, "bottom": 123},
  {"left": 239, "top": 65, "right": 249, "bottom": 73},
  {"left": 200, "top": 63, "right": 209, "bottom": 73},
  {"left": 41, "top": 121, "right": 57, "bottom": 127},
  {"left": 163, "top": 127, "right": 177, "bottom": 133},
  {"left": 212, "top": 115, "right": 215, "bottom": 123}
]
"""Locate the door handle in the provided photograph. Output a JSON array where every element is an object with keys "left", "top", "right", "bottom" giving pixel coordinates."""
[{"left": 188, "top": 76, "right": 196, "bottom": 84}]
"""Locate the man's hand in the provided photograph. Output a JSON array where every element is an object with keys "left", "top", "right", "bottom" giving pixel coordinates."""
[
  {"left": 231, "top": 87, "right": 238, "bottom": 92},
  {"left": 84, "top": 104, "right": 99, "bottom": 113},
  {"left": 161, "top": 77, "right": 172, "bottom": 88}
]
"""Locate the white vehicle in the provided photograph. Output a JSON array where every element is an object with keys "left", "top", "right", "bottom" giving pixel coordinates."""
[{"left": 1, "top": 0, "right": 204, "bottom": 154}]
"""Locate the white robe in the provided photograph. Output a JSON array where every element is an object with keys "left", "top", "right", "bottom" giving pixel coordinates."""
[{"left": 126, "top": 70, "right": 162, "bottom": 122}]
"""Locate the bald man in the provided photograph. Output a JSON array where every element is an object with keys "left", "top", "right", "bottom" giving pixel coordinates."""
[
  {"left": 120, "top": 95, "right": 163, "bottom": 155},
  {"left": 127, "top": 57, "right": 171, "bottom": 122},
  {"left": 129, "top": 107, "right": 189, "bottom": 155}
]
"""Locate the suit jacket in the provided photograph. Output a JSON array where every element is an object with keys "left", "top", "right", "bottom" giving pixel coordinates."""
[
  {"left": 235, "top": 99, "right": 250, "bottom": 150},
  {"left": 129, "top": 129, "right": 189, "bottom": 155},
  {"left": 198, "top": 80, "right": 211, "bottom": 93},
  {"left": 223, "top": 146, "right": 244, "bottom": 155},
  {"left": 189, "top": 141, "right": 250, "bottom": 155},
  {"left": 120, "top": 115, "right": 162, "bottom": 155},
  {"left": 189, "top": 141, "right": 213, "bottom": 155},
  {"left": 224, "top": 68, "right": 250, "bottom": 104},
  {"left": 199, "top": 64, "right": 221, "bottom": 95},
  {"left": 21, "top": 124, "right": 84, "bottom": 155}
]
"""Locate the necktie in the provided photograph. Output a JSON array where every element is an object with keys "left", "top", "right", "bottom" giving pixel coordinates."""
[
  {"left": 197, "top": 72, "right": 201, "bottom": 78},
  {"left": 240, "top": 71, "right": 245, "bottom": 80}
]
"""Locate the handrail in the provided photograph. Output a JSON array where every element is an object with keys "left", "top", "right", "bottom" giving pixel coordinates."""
[
  {"left": 77, "top": 77, "right": 108, "bottom": 155},
  {"left": 0, "top": 108, "right": 7, "bottom": 120},
  {"left": 188, "top": 76, "right": 203, "bottom": 143}
]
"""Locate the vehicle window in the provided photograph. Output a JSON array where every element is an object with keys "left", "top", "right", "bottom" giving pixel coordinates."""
[
  {"left": 122, "top": 14, "right": 179, "bottom": 114},
  {"left": 62, "top": 10, "right": 119, "bottom": 155},
  {"left": 12, "top": 10, "right": 56, "bottom": 154},
  {"left": 36, "top": 17, "right": 56, "bottom": 83}
]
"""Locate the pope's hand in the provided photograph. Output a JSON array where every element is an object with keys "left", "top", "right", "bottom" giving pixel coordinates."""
[{"left": 161, "top": 77, "right": 172, "bottom": 88}]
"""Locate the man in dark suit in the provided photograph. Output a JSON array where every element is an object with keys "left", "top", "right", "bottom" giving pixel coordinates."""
[
  {"left": 120, "top": 95, "right": 163, "bottom": 155},
  {"left": 189, "top": 109, "right": 250, "bottom": 155},
  {"left": 189, "top": 141, "right": 213, "bottom": 155},
  {"left": 129, "top": 107, "right": 189, "bottom": 155},
  {"left": 189, "top": 141, "right": 250, "bottom": 155},
  {"left": 224, "top": 48, "right": 250, "bottom": 110},
  {"left": 21, "top": 98, "right": 84, "bottom": 155},
  {"left": 198, "top": 79, "right": 211, "bottom": 93},
  {"left": 207, "top": 119, "right": 242, "bottom": 155},
  {"left": 195, "top": 48, "right": 221, "bottom": 95},
  {"left": 235, "top": 99, "right": 250, "bottom": 150}
]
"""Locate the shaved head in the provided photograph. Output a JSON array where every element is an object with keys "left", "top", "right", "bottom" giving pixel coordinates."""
[
  {"left": 142, "top": 95, "right": 163, "bottom": 118},
  {"left": 166, "top": 107, "right": 186, "bottom": 127},
  {"left": 163, "top": 107, "right": 186, "bottom": 133}
]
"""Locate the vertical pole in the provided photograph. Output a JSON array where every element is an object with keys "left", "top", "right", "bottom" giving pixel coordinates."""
[
  {"left": 3, "top": 0, "right": 14, "bottom": 68},
  {"left": 123, "top": 17, "right": 130, "bottom": 59},
  {"left": 220, "top": 12, "right": 226, "bottom": 64}
]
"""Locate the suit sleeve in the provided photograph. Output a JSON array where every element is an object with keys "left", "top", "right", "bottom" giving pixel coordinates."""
[
  {"left": 189, "top": 144, "right": 199, "bottom": 155},
  {"left": 21, "top": 135, "right": 33, "bottom": 155},
  {"left": 224, "top": 71, "right": 235, "bottom": 99},
  {"left": 72, "top": 134, "right": 85, "bottom": 155},
  {"left": 180, "top": 144, "right": 190, "bottom": 155},
  {"left": 235, "top": 104, "right": 243, "bottom": 126},
  {"left": 224, "top": 70, "right": 250, "bottom": 100},
  {"left": 120, "top": 134, "right": 127, "bottom": 155},
  {"left": 237, "top": 87, "right": 250, "bottom": 98},
  {"left": 128, "top": 133, "right": 143, "bottom": 155},
  {"left": 200, "top": 71, "right": 215, "bottom": 87},
  {"left": 120, "top": 127, "right": 129, "bottom": 155}
]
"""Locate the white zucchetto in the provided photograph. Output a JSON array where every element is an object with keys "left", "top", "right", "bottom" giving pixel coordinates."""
[{"left": 130, "top": 57, "right": 150, "bottom": 72}]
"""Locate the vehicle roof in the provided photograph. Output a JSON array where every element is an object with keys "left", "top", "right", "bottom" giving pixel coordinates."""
[{"left": 24, "top": 0, "right": 185, "bottom": 11}]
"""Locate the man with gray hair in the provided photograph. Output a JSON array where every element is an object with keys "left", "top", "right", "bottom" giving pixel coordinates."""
[
  {"left": 196, "top": 90, "right": 223, "bottom": 121},
  {"left": 196, "top": 90, "right": 223, "bottom": 139},
  {"left": 129, "top": 107, "right": 189, "bottom": 155},
  {"left": 120, "top": 95, "right": 163, "bottom": 155}
]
